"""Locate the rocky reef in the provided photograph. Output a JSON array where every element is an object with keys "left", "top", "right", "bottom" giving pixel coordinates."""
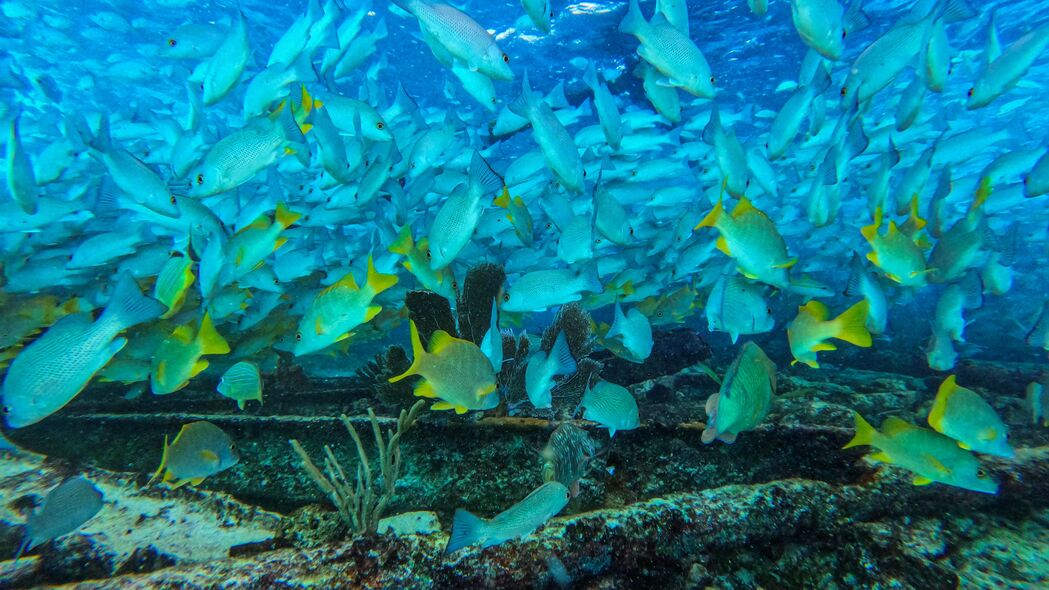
[{"left": 0, "top": 327, "right": 1047, "bottom": 589}]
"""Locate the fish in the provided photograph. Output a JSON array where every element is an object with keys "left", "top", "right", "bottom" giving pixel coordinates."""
[
  {"left": 696, "top": 196, "right": 797, "bottom": 290},
  {"left": 149, "top": 420, "right": 240, "bottom": 488},
  {"left": 388, "top": 227, "right": 456, "bottom": 300},
  {"left": 429, "top": 152, "right": 503, "bottom": 270},
  {"left": 860, "top": 208, "right": 931, "bottom": 287},
  {"left": 602, "top": 301, "right": 653, "bottom": 363},
  {"left": 153, "top": 251, "right": 196, "bottom": 319},
  {"left": 579, "top": 379, "right": 640, "bottom": 437},
  {"left": 150, "top": 313, "right": 231, "bottom": 395},
  {"left": 619, "top": 0, "right": 715, "bottom": 98},
  {"left": 216, "top": 361, "right": 263, "bottom": 410},
  {"left": 844, "top": 413, "right": 998, "bottom": 494},
  {"left": 3, "top": 273, "right": 165, "bottom": 428},
  {"left": 1026, "top": 300, "right": 1049, "bottom": 354},
  {"left": 6, "top": 114, "right": 39, "bottom": 214},
  {"left": 702, "top": 342, "right": 776, "bottom": 444},
  {"left": 925, "top": 326, "right": 958, "bottom": 371},
  {"left": 446, "top": 481, "right": 570, "bottom": 554},
  {"left": 1026, "top": 379, "right": 1048, "bottom": 427},
  {"left": 389, "top": 320, "right": 498, "bottom": 414},
  {"left": 786, "top": 300, "right": 871, "bottom": 369},
  {"left": 541, "top": 423, "right": 599, "bottom": 497},
  {"left": 15, "top": 477, "right": 103, "bottom": 561},
  {"left": 843, "top": 252, "right": 888, "bottom": 336},
  {"left": 493, "top": 186, "right": 535, "bottom": 246},
  {"left": 789, "top": 0, "right": 845, "bottom": 61},
  {"left": 521, "top": 0, "right": 553, "bottom": 33},
  {"left": 509, "top": 72, "right": 585, "bottom": 194},
  {"left": 202, "top": 10, "right": 250, "bottom": 106},
  {"left": 479, "top": 297, "right": 504, "bottom": 373},
  {"left": 967, "top": 24, "right": 1049, "bottom": 110},
  {"left": 525, "top": 331, "right": 577, "bottom": 409},
  {"left": 928, "top": 376, "right": 1013, "bottom": 458},
  {"left": 293, "top": 257, "right": 398, "bottom": 356},
  {"left": 502, "top": 266, "right": 602, "bottom": 313},
  {"left": 705, "top": 271, "right": 774, "bottom": 343},
  {"left": 394, "top": 0, "right": 513, "bottom": 81}
]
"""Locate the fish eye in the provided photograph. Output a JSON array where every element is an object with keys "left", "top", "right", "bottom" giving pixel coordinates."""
[
  {"left": 976, "top": 468, "right": 987, "bottom": 478},
  {"left": 841, "top": 30, "right": 847, "bottom": 39},
  {"left": 709, "top": 76, "right": 716, "bottom": 85},
  {"left": 967, "top": 88, "right": 974, "bottom": 97},
  {"left": 502, "top": 53, "right": 510, "bottom": 63},
  {"left": 502, "top": 293, "right": 510, "bottom": 302},
  {"left": 2, "top": 406, "right": 9, "bottom": 414},
  {"left": 196, "top": 174, "right": 204, "bottom": 185},
  {"left": 169, "top": 195, "right": 177, "bottom": 204},
  {"left": 167, "top": 38, "right": 177, "bottom": 47},
  {"left": 273, "top": 278, "right": 280, "bottom": 285},
  {"left": 657, "top": 311, "right": 664, "bottom": 317},
  {"left": 545, "top": 222, "right": 552, "bottom": 229},
  {"left": 491, "top": 97, "right": 497, "bottom": 103},
  {"left": 425, "top": 248, "right": 431, "bottom": 260},
  {"left": 295, "top": 332, "right": 302, "bottom": 342},
  {"left": 840, "top": 86, "right": 848, "bottom": 97},
  {"left": 376, "top": 121, "right": 385, "bottom": 130},
  {"left": 629, "top": 227, "right": 634, "bottom": 236}
]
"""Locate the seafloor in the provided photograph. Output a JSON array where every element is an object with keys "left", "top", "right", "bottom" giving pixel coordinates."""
[{"left": 1, "top": 326, "right": 1047, "bottom": 589}]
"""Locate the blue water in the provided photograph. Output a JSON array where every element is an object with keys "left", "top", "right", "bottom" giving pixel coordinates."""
[{"left": 1, "top": 0, "right": 1049, "bottom": 586}]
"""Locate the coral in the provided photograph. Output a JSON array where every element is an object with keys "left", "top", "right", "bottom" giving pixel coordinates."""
[
  {"left": 456, "top": 263, "right": 505, "bottom": 345},
  {"left": 502, "top": 333, "right": 531, "bottom": 407},
  {"left": 353, "top": 346, "right": 414, "bottom": 407},
  {"left": 289, "top": 401, "right": 425, "bottom": 536},
  {"left": 551, "top": 357, "right": 602, "bottom": 416},
  {"left": 541, "top": 303, "right": 593, "bottom": 359},
  {"left": 405, "top": 290, "right": 457, "bottom": 345}
]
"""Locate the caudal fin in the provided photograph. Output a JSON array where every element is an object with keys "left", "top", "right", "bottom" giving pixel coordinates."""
[
  {"left": 366, "top": 256, "right": 398, "bottom": 295},
  {"left": 274, "top": 202, "right": 303, "bottom": 229},
  {"left": 388, "top": 321, "right": 425, "bottom": 383},
  {"left": 843, "top": 412, "right": 877, "bottom": 449},
  {"left": 833, "top": 300, "right": 872, "bottom": 347},
  {"left": 618, "top": 0, "right": 646, "bottom": 35},
  {"left": 103, "top": 272, "right": 166, "bottom": 331},
  {"left": 695, "top": 198, "right": 724, "bottom": 230},
  {"left": 197, "top": 313, "right": 231, "bottom": 355},
  {"left": 549, "top": 331, "right": 577, "bottom": 376},
  {"left": 446, "top": 509, "right": 487, "bottom": 554}
]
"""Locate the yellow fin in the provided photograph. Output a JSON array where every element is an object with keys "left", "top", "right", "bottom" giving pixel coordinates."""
[
  {"left": 695, "top": 198, "right": 724, "bottom": 229},
  {"left": 197, "top": 313, "right": 230, "bottom": 355},
  {"left": 730, "top": 196, "right": 756, "bottom": 217},
  {"left": 800, "top": 300, "right": 829, "bottom": 321},
  {"left": 716, "top": 236, "right": 732, "bottom": 256},
  {"left": 190, "top": 359, "right": 209, "bottom": 377},
  {"left": 812, "top": 342, "right": 837, "bottom": 352},
  {"left": 431, "top": 401, "right": 455, "bottom": 411},
  {"left": 912, "top": 475, "right": 933, "bottom": 486},
  {"left": 928, "top": 375, "right": 956, "bottom": 432},
  {"left": 274, "top": 202, "right": 302, "bottom": 229},
  {"left": 414, "top": 381, "right": 438, "bottom": 398},
  {"left": 978, "top": 428, "right": 997, "bottom": 442},
  {"left": 833, "top": 300, "right": 871, "bottom": 347},
  {"left": 494, "top": 186, "right": 511, "bottom": 208},
  {"left": 860, "top": 208, "right": 882, "bottom": 242},
  {"left": 925, "top": 453, "right": 952, "bottom": 475},
  {"left": 772, "top": 258, "right": 798, "bottom": 269},
  {"left": 453, "top": 404, "right": 469, "bottom": 414},
  {"left": 389, "top": 321, "right": 426, "bottom": 383},
  {"left": 907, "top": 195, "right": 927, "bottom": 231},
  {"left": 364, "top": 305, "right": 382, "bottom": 322},
  {"left": 881, "top": 416, "right": 917, "bottom": 436},
  {"left": 389, "top": 226, "right": 414, "bottom": 255},
  {"left": 172, "top": 325, "right": 195, "bottom": 344},
  {"left": 366, "top": 256, "right": 398, "bottom": 295},
  {"left": 147, "top": 435, "right": 170, "bottom": 486},
  {"left": 156, "top": 360, "right": 168, "bottom": 384},
  {"left": 200, "top": 449, "right": 219, "bottom": 463},
  {"left": 428, "top": 330, "right": 456, "bottom": 354},
  {"left": 843, "top": 412, "right": 877, "bottom": 449},
  {"left": 959, "top": 441, "right": 972, "bottom": 450},
  {"left": 868, "top": 451, "right": 891, "bottom": 462}
]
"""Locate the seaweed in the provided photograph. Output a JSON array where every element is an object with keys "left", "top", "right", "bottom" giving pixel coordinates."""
[
  {"left": 457, "top": 262, "right": 506, "bottom": 345},
  {"left": 404, "top": 290, "right": 457, "bottom": 344},
  {"left": 289, "top": 400, "right": 425, "bottom": 536}
]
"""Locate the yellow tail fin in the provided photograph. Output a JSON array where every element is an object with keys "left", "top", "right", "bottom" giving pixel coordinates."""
[
  {"left": 843, "top": 412, "right": 877, "bottom": 449},
  {"left": 274, "top": 202, "right": 302, "bottom": 229},
  {"left": 928, "top": 375, "right": 957, "bottom": 431},
  {"left": 833, "top": 300, "right": 872, "bottom": 347},
  {"left": 389, "top": 226, "right": 415, "bottom": 255},
  {"left": 695, "top": 198, "right": 724, "bottom": 230},
  {"left": 388, "top": 321, "right": 425, "bottom": 383},
  {"left": 860, "top": 207, "right": 883, "bottom": 242},
  {"left": 197, "top": 313, "right": 231, "bottom": 355},
  {"left": 366, "top": 256, "right": 398, "bottom": 295},
  {"left": 147, "top": 435, "right": 171, "bottom": 485}
]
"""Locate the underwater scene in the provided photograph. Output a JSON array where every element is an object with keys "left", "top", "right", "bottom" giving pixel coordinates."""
[{"left": 1, "top": 0, "right": 1049, "bottom": 587}]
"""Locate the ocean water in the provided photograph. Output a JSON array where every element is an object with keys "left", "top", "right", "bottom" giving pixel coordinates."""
[{"left": 1, "top": 0, "right": 1049, "bottom": 588}]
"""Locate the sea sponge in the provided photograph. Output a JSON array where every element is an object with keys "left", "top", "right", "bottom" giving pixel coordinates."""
[
  {"left": 457, "top": 263, "right": 506, "bottom": 345},
  {"left": 404, "top": 290, "right": 457, "bottom": 345},
  {"left": 541, "top": 303, "right": 593, "bottom": 359}
]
